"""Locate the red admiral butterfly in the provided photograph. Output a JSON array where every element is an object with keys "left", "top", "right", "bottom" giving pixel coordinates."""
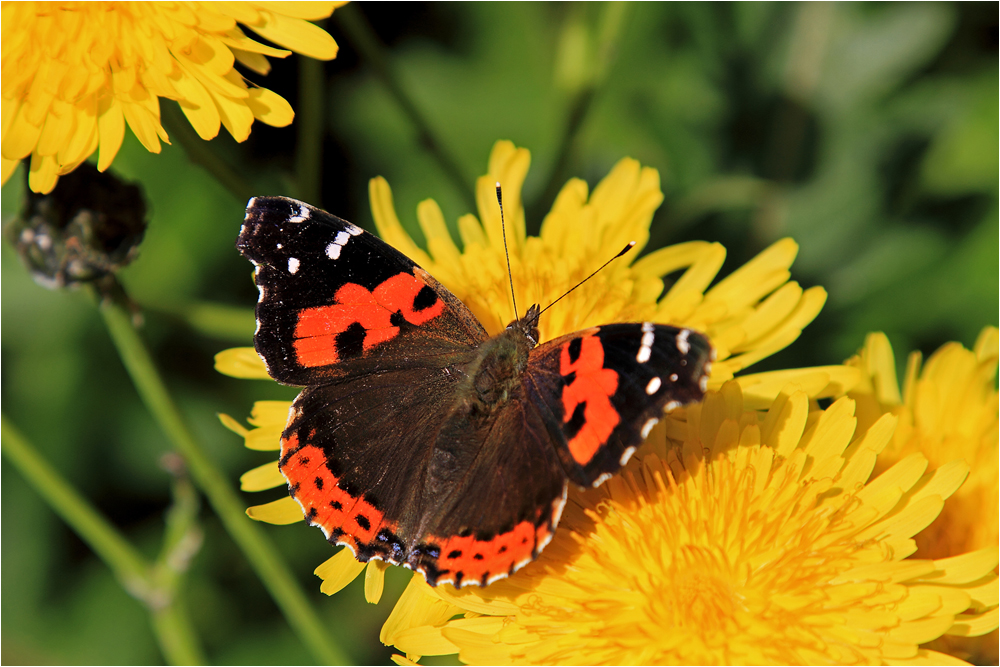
[{"left": 238, "top": 196, "right": 713, "bottom": 588}]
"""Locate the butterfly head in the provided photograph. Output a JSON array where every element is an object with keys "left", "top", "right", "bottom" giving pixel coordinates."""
[{"left": 506, "top": 303, "right": 541, "bottom": 348}]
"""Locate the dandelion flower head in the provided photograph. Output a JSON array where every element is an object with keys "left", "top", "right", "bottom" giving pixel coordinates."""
[
  {"left": 2, "top": 1, "right": 343, "bottom": 193},
  {"left": 380, "top": 382, "right": 999, "bottom": 665},
  {"left": 847, "top": 327, "right": 999, "bottom": 559}
]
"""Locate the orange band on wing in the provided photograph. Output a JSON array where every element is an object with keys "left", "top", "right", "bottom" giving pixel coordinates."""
[
  {"left": 374, "top": 273, "right": 445, "bottom": 325},
  {"left": 280, "top": 435, "right": 396, "bottom": 550},
  {"left": 292, "top": 273, "right": 445, "bottom": 367},
  {"left": 434, "top": 520, "right": 536, "bottom": 585},
  {"left": 559, "top": 335, "right": 619, "bottom": 466}
]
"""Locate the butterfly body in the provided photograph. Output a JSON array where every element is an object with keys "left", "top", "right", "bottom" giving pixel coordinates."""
[{"left": 238, "top": 196, "right": 712, "bottom": 587}]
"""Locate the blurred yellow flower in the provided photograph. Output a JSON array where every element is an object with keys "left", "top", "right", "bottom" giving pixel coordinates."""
[
  {"left": 218, "top": 140, "right": 842, "bottom": 604},
  {"left": 379, "top": 382, "right": 999, "bottom": 665},
  {"left": 2, "top": 1, "right": 344, "bottom": 194},
  {"left": 847, "top": 327, "right": 999, "bottom": 664}
]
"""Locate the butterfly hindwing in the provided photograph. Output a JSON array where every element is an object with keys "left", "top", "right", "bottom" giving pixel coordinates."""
[
  {"left": 280, "top": 360, "right": 568, "bottom": 587},
  {"left": 526, "top": 323, "right": 713, "bottom": 487},
  {"left": 238, "top": 196, "right": 487, "bottom": 386}
]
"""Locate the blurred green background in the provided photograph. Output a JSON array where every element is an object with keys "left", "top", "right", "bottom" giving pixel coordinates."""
[{"left": 2, "top": 2, "right": 996, "bottom": 664}]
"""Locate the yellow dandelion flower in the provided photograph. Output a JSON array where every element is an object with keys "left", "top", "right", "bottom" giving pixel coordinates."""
[
  {"left": 847, "top": 327, "right": 998, "bottom": 558},
  {"left": 2, "top": 1, "right": 344, "bottom": 194},
  {"left": 379, "top": 382, "right": 999, "bottom": 665},
  {"left": 371, "top": 140, "right": 829, "bottom": 392},
  {"left": 217, "top": 140, "right": 845, "bottom": 603},
  {"left": 847, "top": 327, "right": 999, "bottom": 664}
]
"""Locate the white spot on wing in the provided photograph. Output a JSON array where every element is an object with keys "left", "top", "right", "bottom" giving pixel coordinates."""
[
  {"left": 288, "top": 257, "right": 300, "bottom": 274},
  {"left": 636, "top": 322, "right": 655, "bottom": 363},
  {"left": 592, "top": 472, "right": 613, "bottom": 488},
  {"left": 485, "top": 572, "right": 508, "bottom": 585},
  {"left": 288, "top": 204, "right": 310, "bottom": 223},
  {"left": 641, "top": 418, "right": 659, "bottom": 439},
  {"left": 534, "top": 482, "right": 569, "bottom": 555},
  {"left": 664, "top": 401, "right": 681, "bottom": 412},
  {"left": 325, "top": 225, "right": 359, "bottom": 261},
  {"left": 700, "top": 376, "right": 709, "bottom": 392},
  {"left": 620, "top": 446, "right": 637, "bottom": 466},
  {"left": 646, "top": 376, "right": 661, "bottom": 394},
  {"left": 676, "top": 329, "right": 691, "bottom": 354}
]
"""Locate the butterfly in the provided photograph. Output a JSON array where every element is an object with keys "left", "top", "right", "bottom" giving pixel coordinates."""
[{"left": 237, "top": 196, "right": 713, "bottom": 588}]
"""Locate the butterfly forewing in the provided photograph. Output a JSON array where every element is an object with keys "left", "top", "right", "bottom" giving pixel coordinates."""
[
  {"left": 239, "top": 196, "right": 487, "bottom": 386},
  {"left": 527, "top": 324, "right": 713, "bottom": 487}
]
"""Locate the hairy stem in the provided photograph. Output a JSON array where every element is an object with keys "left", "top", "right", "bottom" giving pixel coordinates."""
[
  {"left": 295, "top": 57, "right": 326, "bottom": 206},
  {"left": 98, "top": 292, "right": 346, "bottom": 664},
  {"left": 1, "top": 415, "right": 206, "bottom": 665}
]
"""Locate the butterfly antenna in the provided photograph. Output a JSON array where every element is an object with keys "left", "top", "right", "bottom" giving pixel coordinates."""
[
  {"left": 496, "top": 182, "right": 518, "bottom": 318},
  {"left": 538, "top": 241, "right": 636, "bottom": 317}
]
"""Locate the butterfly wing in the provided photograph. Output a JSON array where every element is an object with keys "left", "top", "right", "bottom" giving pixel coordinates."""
[
  {"left": 280, "top": 364, "right": 569, "bottom": 588},
  {"left": 525, "top": 324, "right": 713, "bottom": 487},
  {"left": 238, "top": 196, "right": 487, "bottom": 386}
]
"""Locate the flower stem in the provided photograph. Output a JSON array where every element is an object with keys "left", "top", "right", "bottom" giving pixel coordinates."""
[
  {"left": 98, "top": 293, "right": 347, "bottom": 665},
  {"left": 528, "top": 2, "right": 629, "bottom": 232},
  {"left": 295, "top": 56, "right": 325, "bottom": 205},
  {"left": 151, "top": 599, "right": 206, "bottom": 666},
  {"left": 161, "top": 101, "right": 255, "bottom": 205},
  {"left": 0, "top": 415, "right": 207, "bottom": 665},
  {"left": 0, "top": 415, "right": 150, "bottom": 589},
  {"left": 334, "top": 4, "right": 477, "bottom": 214},
  {"left": 151, "top": 300, "right": 256, "bottom": 344}
]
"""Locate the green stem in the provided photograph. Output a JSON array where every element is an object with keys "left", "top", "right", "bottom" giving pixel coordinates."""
[
  {"left": 528, "top": 2, "right": 629, "bottom": 233},
  {"left": 151, "top": 300, "right": 256, "bottom": 344},
  {"left": 152, "top": 469, "right": 207, "bottom": 666},
  {"left": 1, "top": 415, "right": 207, "bottom": 665},
  {"left": 527, "top": 86, "right": 596, "bottom": 235},
  {"left": 334, "top": 4, "right": 477, "bottom": 213},
  {"left": 151, "top": 596, "right": 206, "bottom": 666},
  {"left": 98, "top": 293, "right": 346, "bottom": 665},
  {"left": 161, "top": 101, "right": 255, "bottom": 205},
  {"left": 295, "top": 57, "right": 325, "bottom": 205},
  {"left": 1, "top": 415, "right": 150, "bottom": 591}
]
